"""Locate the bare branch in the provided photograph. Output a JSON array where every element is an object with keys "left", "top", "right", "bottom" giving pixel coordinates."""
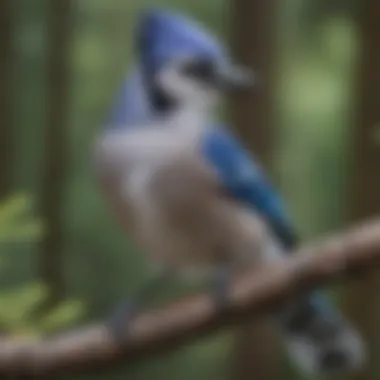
[{"left": 1, "top": 220, "right": 380, "bottom": 378}]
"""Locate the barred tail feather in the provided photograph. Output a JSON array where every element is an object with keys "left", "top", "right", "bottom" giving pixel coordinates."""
[{"left": 276, "top": 294, "right": 365, "bottom": 374}]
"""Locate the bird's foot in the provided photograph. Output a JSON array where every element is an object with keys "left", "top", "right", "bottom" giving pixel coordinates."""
[
  {"left": 106, "top": 300, "right": 139, "bottom": 344},
  {"left": 212, "top": 288, "right": 231, "bottom": 312},
  {"left": 211, "top": 268, "right": 232, "bottom": 312}
]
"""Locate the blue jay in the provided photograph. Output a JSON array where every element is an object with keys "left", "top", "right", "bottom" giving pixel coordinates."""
[{"left": 95, "top": 9, "right": 365, "bottom": 374}]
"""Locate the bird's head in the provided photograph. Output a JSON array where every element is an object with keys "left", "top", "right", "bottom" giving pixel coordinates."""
[{"left": 136, "top": 9, "right": 255, "bottom": 113}]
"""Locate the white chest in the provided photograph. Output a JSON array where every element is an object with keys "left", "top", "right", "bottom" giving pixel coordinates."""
[{"left": 96, "top": 128, "right": 201, "bottom": 216}]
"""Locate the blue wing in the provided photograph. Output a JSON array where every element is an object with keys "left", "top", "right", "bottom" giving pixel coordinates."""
[{"left": 202, "top": 125, "right": 298, "bottom": 250}]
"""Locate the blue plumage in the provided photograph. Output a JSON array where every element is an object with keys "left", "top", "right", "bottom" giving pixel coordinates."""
[
  {"left": 107, "top": 75, "right": 297, "bottom": 248},
  {"left": 107, "top": 10, "right": 297, "bottom": 249},
  {"left": 137, "top": 10, "right": 228, "bottom": 78},
  {"left": 202, "top": 126, "right": 297, "bottom": 249}
]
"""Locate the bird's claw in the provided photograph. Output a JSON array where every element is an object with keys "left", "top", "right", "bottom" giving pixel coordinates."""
[
  {"left": 211, "top": 270, "right": 231, "bottom": 312},
  {"left": 212, "top": 288, "right": 231, "bottom": 311},
  {"left": 106, "top": 300, "right": 138, "bottom": 343}
]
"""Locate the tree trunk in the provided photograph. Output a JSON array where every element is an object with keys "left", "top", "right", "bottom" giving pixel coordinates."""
[
  {"left": 39, "top": 0, "right": 71, "bottom": 312},
  {"left": 340, "top": 1, "right": 380, "bottom": 379},
  {"left": 0, "top": 0, "right": 13, "bottom": 199},
  {"left": 229, "top": 0, "right": 281, "bottom": 379}
]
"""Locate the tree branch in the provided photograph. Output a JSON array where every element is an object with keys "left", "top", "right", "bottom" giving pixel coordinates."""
[{"left": 2, "top": 220, "right": 380, "bottom": 378}]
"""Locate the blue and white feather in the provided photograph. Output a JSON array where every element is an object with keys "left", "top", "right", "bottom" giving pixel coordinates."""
[{"left": 101, "top": 9, "right": 365, "bottom": 374}]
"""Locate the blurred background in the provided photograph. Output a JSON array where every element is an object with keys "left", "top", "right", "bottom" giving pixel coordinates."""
[{"left": 1, "top": 0, "right": 379, "bottom": 379}]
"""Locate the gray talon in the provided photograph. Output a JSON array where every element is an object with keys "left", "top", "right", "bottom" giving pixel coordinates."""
[{"left": 107, "top": 301, "right": 138, "bottom": 342}]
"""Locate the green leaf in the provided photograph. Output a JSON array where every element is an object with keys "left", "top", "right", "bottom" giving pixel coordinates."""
[
  {"left": 0, "top": 220, "right": 44, "bottom": 242},
  {"left": 0, "top": 281, "right": 85, "bottom": 337},
  {"left": 0, "top": 193, "right": 32, "bottom": 223},
  {"left": 38, "top": 299, "right": 85, "bottom": 333},
  {"left": 0, "top": 282, "right": 47, "bottom": 330},
  {"left": 0, "top": 193, "right": 45, "bottom": 244}
]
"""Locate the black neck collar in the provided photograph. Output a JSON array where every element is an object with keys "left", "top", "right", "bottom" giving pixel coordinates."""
[{"left": 142, "top": 67, "right": 178, "bottom": 115}]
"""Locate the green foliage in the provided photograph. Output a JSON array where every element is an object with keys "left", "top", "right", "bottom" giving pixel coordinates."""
[
  {"left": 0, "top": 193, "right": 44, "bottom": 243},
  {"left": 0, "top": 194, "right": 84, "bottom": 339},
  {"left": 277, "top": 14, "right": 357, "bottom": 238},
  {"left": 0, "top": 281, "right": 84, "bottom": 339}
]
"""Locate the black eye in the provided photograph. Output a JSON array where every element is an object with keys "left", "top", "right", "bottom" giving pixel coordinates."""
[{"left": 181, "top": 59, "right": 216, "bottom": 83}]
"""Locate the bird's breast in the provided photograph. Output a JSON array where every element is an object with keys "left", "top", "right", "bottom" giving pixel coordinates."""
[{"left": 95, "top": 130, "right": 271, "bottom": 275}]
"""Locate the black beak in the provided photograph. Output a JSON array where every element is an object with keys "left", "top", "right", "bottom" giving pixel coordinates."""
[{"left": 217, "top": 65, "right": 257, "bottom": 93}]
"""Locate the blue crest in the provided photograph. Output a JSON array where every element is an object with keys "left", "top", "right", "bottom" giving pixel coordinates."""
[
  {"left": 137, "top": 9, "right": 228, "bottom": 76},
  {"left": 106, "top": 9, "right": 228, "bottom": 129}
]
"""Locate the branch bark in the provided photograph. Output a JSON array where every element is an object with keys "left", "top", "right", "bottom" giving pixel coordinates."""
[{"left": 1, "top": 220, "right": 380, "bottom": 378}]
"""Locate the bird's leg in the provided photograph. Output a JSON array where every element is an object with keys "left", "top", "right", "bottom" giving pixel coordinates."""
[
  {"left": 106, "top": 267, "right": 172, "bottom": 342},
  {"left": 209, "top": 265, "right": 234, "bottom": 311}
]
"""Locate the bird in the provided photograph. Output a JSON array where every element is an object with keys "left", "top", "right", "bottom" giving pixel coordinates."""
[{"left": 95, "top": 9, "right": 365, "bottom": 375}]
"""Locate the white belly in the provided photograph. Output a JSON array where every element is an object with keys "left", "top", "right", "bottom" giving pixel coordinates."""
[{"left": 95, "top": 129, "right": 275, "bottom": 277}]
